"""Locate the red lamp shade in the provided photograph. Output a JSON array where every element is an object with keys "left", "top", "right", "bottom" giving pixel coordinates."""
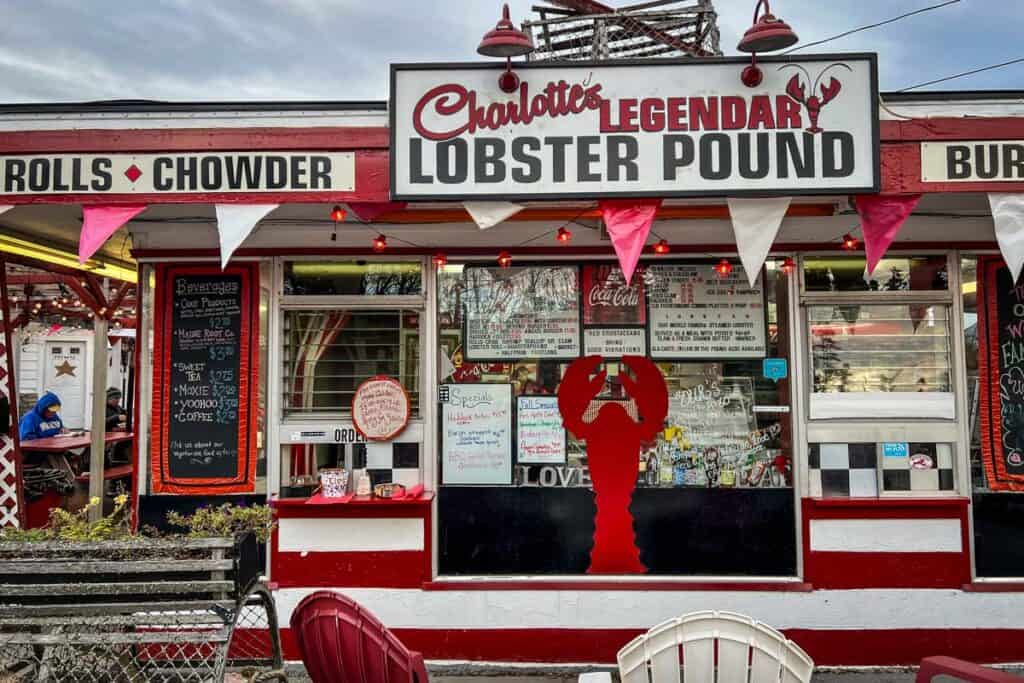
[
  {"left": 432, "top": 252, "right": 448, "bottom": 267},
  {"left": 497, "top": 251, "right": 513, "bottom": 268},
  {"left": 372, "top": 234, "right": 387, "bottom": 252},
  {"left": 653, "top": 240, "right": 671, "bottom": 255},
  {"left": 478, "top": 4, "right": 535, "bottom": 58},
  {"left": 737, "top": 1, "right": 798, "bottom": 53},
  {"left": 781, "top": 256, "right": 796, "bottom": 274},
  {"left": 714, "top": 259, "right": 733, "bottom": 277},
  {"left": 330, "top": 205, "right": 347, "bottom": 222},
  {"left": 842, "top": 233, "right": 859, "bottom": 250},
  {"left": 556, "top": 227, "right": 572, "bottom": 243}
]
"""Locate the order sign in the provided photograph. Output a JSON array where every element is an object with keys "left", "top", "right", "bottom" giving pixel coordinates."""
[{"left": 351, "top": 376, "right": 411, "bottom": 441}]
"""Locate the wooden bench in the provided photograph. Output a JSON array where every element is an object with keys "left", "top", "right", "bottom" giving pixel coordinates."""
[{"left": 0, "top": 535, "right": 286, "bottom": 682}]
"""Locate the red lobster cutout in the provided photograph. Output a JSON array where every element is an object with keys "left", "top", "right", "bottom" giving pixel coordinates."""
[
  {"left": 558, "top": 355, "right": 667, "bottom": 574},
  {"left": 782, "top": 62, "right": 852, "bottom": 134}
]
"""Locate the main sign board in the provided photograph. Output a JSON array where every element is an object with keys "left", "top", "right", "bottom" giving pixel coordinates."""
[{"left": 391, "top": 55, "right": 879, "bottom": 200}]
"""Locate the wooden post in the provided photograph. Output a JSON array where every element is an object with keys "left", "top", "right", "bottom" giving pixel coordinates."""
[{"left": 87, "top": 282, "right": 109, "bottom": 522}]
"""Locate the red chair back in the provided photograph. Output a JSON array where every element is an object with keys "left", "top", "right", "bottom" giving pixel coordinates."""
[{"left": 290, "top": 591, "right": 429, "bottom": 683}]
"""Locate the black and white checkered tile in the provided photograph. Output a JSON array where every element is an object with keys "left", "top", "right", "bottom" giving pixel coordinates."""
[
  {"left": 352, "top": 442, "right": 421, "bottom": 489},
  {"left": 809, "top": 442, "right": 955, "bottom": 497}
]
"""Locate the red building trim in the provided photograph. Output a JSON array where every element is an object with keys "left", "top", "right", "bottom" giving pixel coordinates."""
[
  {"left": 801, "top": 498, "right": 972, "bottom": 589},
  {"left": 273, "top": 626, "right": 1024, "bottom": 666},
  {"left": 274, "top": 550, "right": 427, "bottom": 588},
  {"left": 421, "top": 580, "right": 813, "bottom": 592},
  {"left": 881, "top": 117, "right": 1024, "bottom": 143}
]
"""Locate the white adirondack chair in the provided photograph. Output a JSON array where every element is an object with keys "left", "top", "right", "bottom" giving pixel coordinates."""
[{"left": 580, "top": 610, "right": 814, "bottom": 683}]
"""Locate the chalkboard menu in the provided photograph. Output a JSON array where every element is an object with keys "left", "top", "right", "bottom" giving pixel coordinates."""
[
  {"left": 978, "top": 256, "right": 1024, "bottom": 491},
  {"left": 152, "top": 264, "right": 259, "bottom": 494},
  {"left": 648, "top": 264, "right": 766, "bottom": 359}
]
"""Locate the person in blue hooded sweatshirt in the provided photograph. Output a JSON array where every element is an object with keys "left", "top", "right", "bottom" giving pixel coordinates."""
[{"left": 19, "top": 392, "right": 65, "bottom": 441}]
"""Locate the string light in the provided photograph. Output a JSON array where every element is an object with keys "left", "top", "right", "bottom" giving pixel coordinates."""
[
  {"left": 842, "top": 233, "right": 859, "bottom": 250},
  {"left": 497, "top": 251, "right": 512, "bottom": 268},
  {"left": 653, "top": 240, "right": 670, "bottom": 255},
  {"left": 330, "top": 205, "right": 346, "bottom": 242},
  {"left": 781, "top": 257, "right": 797, "bottom": 275},
  {"left": 372, "top": 234, "right": 387, "bottom": 252},
  {"left": 714, "top": 259, "right": 733, "bottom": 277},
  {"left": 556, "top": 227, "right": 572, "bottom": 243},
  {"left": 432, "top": 252, "right": 448, "bottom": 267}
]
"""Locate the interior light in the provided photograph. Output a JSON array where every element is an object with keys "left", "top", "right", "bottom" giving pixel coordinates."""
[{"left": 0, "top": 234, "right": 136, "bottom": 283}]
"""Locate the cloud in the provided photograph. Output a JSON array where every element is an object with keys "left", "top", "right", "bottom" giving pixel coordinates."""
[{"left": 0, "top": 0, "right": 1018, "bottom": 103}]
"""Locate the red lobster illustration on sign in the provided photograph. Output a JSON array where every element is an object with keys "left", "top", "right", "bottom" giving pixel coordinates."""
[
  {"left": 558, "top": 355, "right": 667, "bottom": 574},
  {"left": 781, "top": 62, "right": 852, "bottom": 134}
]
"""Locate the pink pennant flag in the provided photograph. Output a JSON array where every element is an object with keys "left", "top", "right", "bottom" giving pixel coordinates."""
[
  {"left": 599, "top": 199, "right": 663, "bottom": 285},
  {"left": 79, "top": 205, "right": 147, "bottom": 263},
  {"left": 855, "top": 194, "right": 922, "bottom": 276},
  {"left": 346, "top": 201, "right": 407, "bottom": 223}
]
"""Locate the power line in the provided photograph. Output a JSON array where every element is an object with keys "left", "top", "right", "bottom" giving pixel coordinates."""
[
  {"left": 899, "top": 56, "right": 1024, "bottom": 91},
  {"left": 783, "top": 0, "right": 961, "bottom": 54}
]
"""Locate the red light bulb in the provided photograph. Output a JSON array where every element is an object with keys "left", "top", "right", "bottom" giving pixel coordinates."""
[
  {"left": 842, "top": 233, "right": 859, "bottom": 250},
  {"left": 654, "top": 240, "right": 670, "bottom": 255},
  {"left": 497, "top": 251, "right": 512, "bottom": 268},
  {"left": 330, "top": 205, "right": 347, "bottom": 223},
  {"left": 556, "top": 227, "right": 572, "bottom": 243},
  {"left": 372, "top": 234, "right": 387, "bottom": 252},
  {"left": 714, "top": 259, "right": 733, "bottom": 277},
  {"left": 781, "top": 256, "right": 796, "bottom": 275},
  {"left": 432, "top": 252, "right": 448, "bottom": 267}
]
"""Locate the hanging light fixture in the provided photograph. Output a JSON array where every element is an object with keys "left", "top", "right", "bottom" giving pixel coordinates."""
[
  {"left": 842, "top": 233, "right": 859, "bottom": 250},
  {"left": 372, "top": 234, "right": 388, "bottom": 252},
  {"left": 432, "top": 252, "right": 448, "bottom": 267},
  {"left": 654, "top": 240, "right": 671, "bottom": 255},
  {"left": 556, "top": 227, "right": 572, "bottom": 243},
  {"left": 737, "top": 0, "right": 799, "bottom": 87},
  {"left": 781, "top": 256, "right": 796, "bottom": 275},
  {"left": 477, "top": 3, "right": 536, "bottom": 93},
  {"left": 330, "top": 205, "right": 346, "bottom": 242},
  {"left": 497, "top": 251, "right": 513, "bottom": 268},
  {"left": 714, "top": 259, "right": 733, "bottom": 277}
]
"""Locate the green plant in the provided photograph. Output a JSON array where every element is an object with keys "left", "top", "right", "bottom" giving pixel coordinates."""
[
  {"left": 0, "top": 494, "right": 133, "bottom": 543},
  {"left": 166, "top": 503, "right": 276, "bottom": 543}
]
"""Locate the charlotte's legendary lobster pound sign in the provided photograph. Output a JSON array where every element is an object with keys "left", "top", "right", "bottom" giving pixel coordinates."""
[
  {"left": 391, "top": 55, "right": 879, "bottom": 200},
  {"left": 558, "top": 355, "right": 668, "bottom": 574}
]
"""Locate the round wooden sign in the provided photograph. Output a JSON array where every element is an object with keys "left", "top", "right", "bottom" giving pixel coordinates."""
[{"left": 351, "top": 376, "right": 411, "bottom": 441}]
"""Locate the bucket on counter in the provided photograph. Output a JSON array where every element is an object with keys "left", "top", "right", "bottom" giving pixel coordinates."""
[{"left": 319, "top": 468, "right": 349, "bottom": 498}]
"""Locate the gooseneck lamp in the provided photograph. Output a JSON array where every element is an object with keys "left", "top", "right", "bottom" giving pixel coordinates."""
[
  {"left": 737, "top": 0, "right": 799, "bottom": 88},
  {"left": 478, "top": 4, "right": 536, "bottom": 93}
]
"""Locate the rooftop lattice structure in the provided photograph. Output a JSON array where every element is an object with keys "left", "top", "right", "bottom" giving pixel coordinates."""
[{"left": 525, "top": 0, "right": 722, "bottom": 61}]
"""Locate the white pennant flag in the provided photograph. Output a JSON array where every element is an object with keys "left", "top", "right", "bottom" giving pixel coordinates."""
[
  {"left": 215, "top": 203, "right": 278, "bottom": 268},
  {"left": 464, "top": 201, "right": 523, "bottom": 230},
  {"left": 439, "top": 348, "right": 457, "bottom": 381},
  {"left": 990, "top": 193, "right": 1024, "bottom": 284},
  {"left": 727, "top": 197, "right": 792, "bottom": 287}
]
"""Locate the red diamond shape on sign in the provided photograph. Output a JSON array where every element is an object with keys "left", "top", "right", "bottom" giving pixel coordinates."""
[{"left": 124, "top": 164, "right": 143, "bottom": 182}]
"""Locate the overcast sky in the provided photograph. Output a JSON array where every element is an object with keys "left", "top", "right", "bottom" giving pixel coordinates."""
[{"left": 0, "top": 0, "right": 1017, "bottom": 103}]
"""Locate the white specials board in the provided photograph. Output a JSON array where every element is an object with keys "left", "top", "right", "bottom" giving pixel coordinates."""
[
  {"left": 463, "top": 266, "right": 581, "bottom": 360},
  {"left": 442, "top": 383, "right": 513, "bottom": 485},
  {"left": 391, "top": 55, "right": 879, "bottom": 200},
  {"left": 648, "top": 263, "right": 766, "bottom": 359},
  {"left": 516, "top": 396, "right": 566, "bottom": 464}
]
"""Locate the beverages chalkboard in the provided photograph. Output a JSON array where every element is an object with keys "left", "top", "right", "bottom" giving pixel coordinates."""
[
  {"left": 978, "top": 256, "right": 1024, "bottom": 491},
  {"left": 152, "top": 264, "right": 259, "bottom": 494}
]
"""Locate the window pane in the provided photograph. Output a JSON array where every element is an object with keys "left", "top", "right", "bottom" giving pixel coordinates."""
[
  {"left": 809, "top": 304, "right": 952, "bottom": 393},
  {"left": 282, "top": 309, "right": 420, "bottom": 415},
  {"left": 804, "top": 256, "right": 948, "bottom": 292},
  {"left": 284, "top": 261, "right": 422, "bottom": 296}
]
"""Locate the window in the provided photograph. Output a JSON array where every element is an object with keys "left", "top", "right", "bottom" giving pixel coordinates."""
[
  {"left": 802, "top": 255, "right": 955, "bottom": 420},
  {"left": 284, "top": 261, "right": 421, "bottom": 296},
  {"left": 436, "top": 259, "right": 797, "bottom": 577},
  {"left": 281, "top": 309, "right": 420, "bottom": 416}
]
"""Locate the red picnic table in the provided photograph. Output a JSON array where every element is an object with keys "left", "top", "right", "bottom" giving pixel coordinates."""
[{"left": 20, "top": 431, "right": 134, "bottom": 454}]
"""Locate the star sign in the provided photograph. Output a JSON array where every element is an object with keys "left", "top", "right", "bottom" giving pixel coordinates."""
[{"left": 55, "top": 360, "right": 76, "bottom": 377}]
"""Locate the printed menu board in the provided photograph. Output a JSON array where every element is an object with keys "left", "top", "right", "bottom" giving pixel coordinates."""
[
  {"left": 442, "top": 384, "right": 513, "bottom": 484},
  {"left": 516, "top": 396, "right": 566, "bottom": 464},
  {"left": 152, "top": 265, "right": 258, "bottom": 494},
  {"left": 463, "top": 266, "right": 580, "bottom": 360},
  {"left": 978, "top": 256, "right": 1024, "bottom": 490},
  {"left": 648, "top": 263, "right": 766, "bottom": 359}
]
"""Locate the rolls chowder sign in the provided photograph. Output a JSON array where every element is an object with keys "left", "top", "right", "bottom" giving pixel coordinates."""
[{"left": 390, "top": 55, "right": 879, "bottom": 200}]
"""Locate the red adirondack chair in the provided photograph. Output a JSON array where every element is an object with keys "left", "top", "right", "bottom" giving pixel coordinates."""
[
  {"left": 290, "top": 591, "right": 430, "bottom": 683},
  {"left": 917, "top": 656, "right": 1024, "bottom": 682}
]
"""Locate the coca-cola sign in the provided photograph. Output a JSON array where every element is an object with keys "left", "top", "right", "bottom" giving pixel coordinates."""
[{"left": 583, "top": 264, "right": 646, "bottom": 326}]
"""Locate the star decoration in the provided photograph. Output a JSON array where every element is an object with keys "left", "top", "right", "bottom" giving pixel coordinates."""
[{"left": 55, "top": 360, "right": 76, "bottom": 377}]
